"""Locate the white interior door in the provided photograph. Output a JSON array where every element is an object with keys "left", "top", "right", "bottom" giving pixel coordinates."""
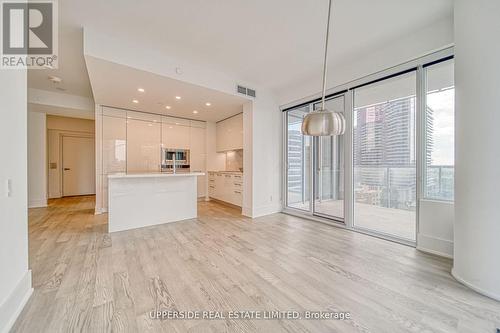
[{"left": 63, "top": 136, "right": 95, "bottom": 196}]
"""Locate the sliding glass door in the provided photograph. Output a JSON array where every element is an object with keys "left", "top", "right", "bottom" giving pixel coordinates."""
[
  {"left": 352, "top": 71, "right": 417, "bottom": 241},
  {"left": 286, "top": 105, "right": 312, "bottom": 211},
  {"left": 313, "top": 96, "right": 345, "bottom": 221},
  {"left": 283, "top": 51, "right": 454, "bottom": 246},
  {"left": 285, "top": 95, "right": 345, "bottom": 222}
]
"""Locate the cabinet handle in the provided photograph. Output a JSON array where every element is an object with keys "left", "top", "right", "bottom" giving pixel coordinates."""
[
  {"left": 234, "top": 183, "right": 241, "bottom": 186},
  {"left": 234, "top": 191, "right": 241, "bottom": 194},
  {"left": 209, "top": 185, "right": 215, "bottom": 189},
  {"left": 225, "top": 175, "right": 231, "bottom": 178}
]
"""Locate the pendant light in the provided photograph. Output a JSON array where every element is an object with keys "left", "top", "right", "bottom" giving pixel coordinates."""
[{"left": 301, "top": 0, "right": 346, "bottom": 136}]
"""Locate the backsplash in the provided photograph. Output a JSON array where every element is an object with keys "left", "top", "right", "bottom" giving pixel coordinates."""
[{"left": 226, "top": 149, "right": 243, "bottom": 171}]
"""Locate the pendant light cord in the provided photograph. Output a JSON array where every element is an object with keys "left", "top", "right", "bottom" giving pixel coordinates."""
[{"left": 320, "top": 0, "right": 332, "bottom": 111}]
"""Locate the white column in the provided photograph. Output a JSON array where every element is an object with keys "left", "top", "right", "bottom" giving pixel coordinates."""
[{"left": 452, "top": 0, "right": 500, "bottom": 300}]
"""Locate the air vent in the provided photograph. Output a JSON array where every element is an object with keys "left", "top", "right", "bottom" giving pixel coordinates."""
[
  {"left": 237, "top": 85, "right": 256, "bottom": 98},
  {"left": 237, "top": 85, "right": 247, "bottom": 95}
]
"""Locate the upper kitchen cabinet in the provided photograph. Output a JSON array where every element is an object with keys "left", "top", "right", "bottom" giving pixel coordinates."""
[
  {"left": 162, "top": 116, "right": 190, "bottom": 149},
  {"left": 102, "top": 115, "right": 126, "bottom": 174},
  {"left": 216, "top": 113, "right": 243, "bottom": 152},
  {"left": 127, "top": 118, "right": 161, "bottom": 173}
]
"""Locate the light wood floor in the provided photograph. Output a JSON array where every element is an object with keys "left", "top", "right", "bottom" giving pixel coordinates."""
[
  {"left": 13, "top": 196, "right": 500, "bottom": 332},
  {"left": 289, "top": 200, "right": 416, "bottom": 241}
]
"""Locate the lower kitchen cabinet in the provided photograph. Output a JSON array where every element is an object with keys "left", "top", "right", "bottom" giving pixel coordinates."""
[{"left": 208, "top": 172, "right": 243, "bottom": 207}]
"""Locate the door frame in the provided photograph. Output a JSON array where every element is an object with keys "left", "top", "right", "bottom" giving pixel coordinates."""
[
  {"left": 59, "top": 132, "right": 95, "bottom": 197},
  {"left": 311, "top": 94, "right": 348, "bottom": 223}
]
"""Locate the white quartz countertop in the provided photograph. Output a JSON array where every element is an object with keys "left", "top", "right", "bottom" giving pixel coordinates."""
[{"left": 108, "top": 172, "right": 205, "bottom": 179}]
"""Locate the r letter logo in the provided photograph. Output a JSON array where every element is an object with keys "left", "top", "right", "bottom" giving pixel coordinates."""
[{"left": 1, "top": 0, "right": 58, "bottom": 69}]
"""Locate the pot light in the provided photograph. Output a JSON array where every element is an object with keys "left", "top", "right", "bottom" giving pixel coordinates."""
[
  {"left": 205, "top": 102, "right": 211, "bottom": 106},
  {"left": 138, "top": 88, "right": 145, "bottom": 93},
  {"left": 165, "top": 105, "right": 171, "bottom": 109},
  {"left": 193, "top": 110, "right": 198, "bottom": 114},
  {"left": 132, "top": 99, "right": 139, "bottom": 104},
  {"left": 175, "top": 96, "right": 181, "bottom": 100}
]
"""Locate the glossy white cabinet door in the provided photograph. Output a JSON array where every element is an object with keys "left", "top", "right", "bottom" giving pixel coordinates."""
[
  {"left": 216, "top": 113, "right": 243, "bottom": 152},
  {"left": 126, "top": 119, "right": 161, "bottom": 173},
  {"left": 190, "top": 126, "right": 206, "bottom": 197},
  {"left": 162, "top": 123, "right": 190, "bottom": 149},
  {"left": 102, "top": 116, "right": 126, "bottom": 174}
]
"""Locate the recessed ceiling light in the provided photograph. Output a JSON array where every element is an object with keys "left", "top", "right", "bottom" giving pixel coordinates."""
[
  {"left": 205, "top": 102, "right": 211, "bottom": 106},
  {"left": 165, "top": 105, "right": 171, "bottom": 109},
  {"left": 193, "top": 110, "right": 198, "bottom": 114},
  {"left": 132, "top": 99, "right": 139, "bottom": 104},
  {"left": 138, "top": 88, "right": 145, "bottom": 93},
  {"left": 175, "top": 96, "right": 181, "bottom": 100}
]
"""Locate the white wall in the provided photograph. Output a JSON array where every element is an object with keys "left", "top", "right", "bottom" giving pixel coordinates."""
[
  {"left": 417, "top": 200, "right": 454, "bottom": 258},
  {"left": 247, "top": 94, "right": 282, "bottom": 217},
  {"left": 28, "top": 88, "right": 95, "bottom": 119},
  {"left": 47, "top": 115, "right": 95, "bottom": 198},
  {"left": 28, "top": 112, "right": 47, "bottom": 208},
  {"left": 0, "top": 70, "right": 32, "bottom": 333},
  {"left": 452, "top": 0, "right": 500, "bottom": 301}
]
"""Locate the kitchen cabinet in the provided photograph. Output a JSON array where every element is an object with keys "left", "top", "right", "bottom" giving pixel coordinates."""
[
  {"left": 102, "top": 115, "right": 127, "bottom": 209},
  {"left": 126, "top": 118, "right": 161, "bottom": 173},
  {"left": 189, "top": 121, "right": 206, "bottom": 197},
  {"left": 216, "top": 113, "right": 243, "bottom": 152},
  {"left": 102, "top": 116, "right": 126, "bottom": 174},
  {"left": 162, "top": 116, "right": 190, "bottom": 149},
  {"left": 208, "top": 172, "right": 243, "bottom": 207}
]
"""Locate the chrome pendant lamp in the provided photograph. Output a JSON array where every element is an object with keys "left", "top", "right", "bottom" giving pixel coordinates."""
[{"left": 301, "top": 0, "right": 345, "bottom": 136}]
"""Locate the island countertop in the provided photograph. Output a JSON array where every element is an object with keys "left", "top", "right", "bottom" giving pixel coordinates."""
[{"left": 108, "top": 172, "right": 205, "bottom": 179}]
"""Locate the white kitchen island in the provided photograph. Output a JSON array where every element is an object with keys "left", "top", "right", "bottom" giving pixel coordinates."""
[{"left": 107, "top": 172, "right": 204, "bottom": 232}]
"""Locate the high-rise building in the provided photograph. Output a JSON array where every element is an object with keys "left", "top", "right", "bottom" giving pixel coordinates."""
[{"left": 354, "top": 96, "right": 417, "bottom": 210}]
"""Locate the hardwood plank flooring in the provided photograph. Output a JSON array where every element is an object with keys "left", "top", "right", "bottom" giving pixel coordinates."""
[{"left": 12, "top": 196, "right": 500, "bottom": 332}]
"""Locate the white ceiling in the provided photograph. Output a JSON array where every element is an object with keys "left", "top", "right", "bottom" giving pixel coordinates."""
[
  {"left": 85, "top": 56, "right": 247, "bottom": 122},
  {"left": 27, "top": 0, "right": 453, "bottom": 101}
]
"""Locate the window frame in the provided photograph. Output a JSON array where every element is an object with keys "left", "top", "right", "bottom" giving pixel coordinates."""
[
  {"left": 422, "top": 58, "right": 455, "bottom": 202},
  {"left": 280, "top": 47, "right": 454, "bottom": 247}
]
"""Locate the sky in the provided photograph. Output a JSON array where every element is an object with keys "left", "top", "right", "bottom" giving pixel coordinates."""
[{"left": 427, "top": 88, "right": 454, "bottom": 166}]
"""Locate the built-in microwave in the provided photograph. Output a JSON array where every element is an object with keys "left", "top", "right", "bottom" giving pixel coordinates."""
[{"left": 161, "top": 148, "right": 190, "bottom": 172}]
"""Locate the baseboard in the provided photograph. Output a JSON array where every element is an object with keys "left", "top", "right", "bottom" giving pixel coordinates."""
[
  {"left": 451, "top": 268, "right": 500, "bottom": 302},
  {"left": 416, "top": 233, "right": 453, "bottom": 258},
  {"left": 28, "top": 199, "right": 47, "bottom": 208},
  {"left": 0, "top": 270, "right": 33, "bottom": 333},
  {"left": 243, "top": 203, "right": 282, "bottom": 218}
]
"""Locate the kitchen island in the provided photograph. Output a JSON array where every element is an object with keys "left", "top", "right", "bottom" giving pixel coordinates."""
[{"left": 107, "top": 172, "right": 204, "bottom": 232}]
